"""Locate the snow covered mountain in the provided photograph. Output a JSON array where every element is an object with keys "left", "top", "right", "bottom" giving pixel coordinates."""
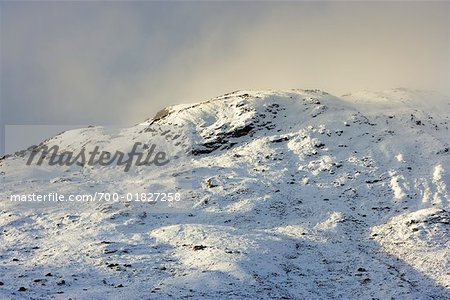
[{"left": 0, "top": 88, "right": 449, "bottom": 299}]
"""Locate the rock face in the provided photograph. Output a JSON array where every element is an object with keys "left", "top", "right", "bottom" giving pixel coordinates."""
[{"left": 0, "top": 88, "right": 449, "bottom": 299}]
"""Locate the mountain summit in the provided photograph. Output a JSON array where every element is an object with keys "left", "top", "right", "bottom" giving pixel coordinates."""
[{"left": 1, "top": 89, "right": 449, "bottom": 299}]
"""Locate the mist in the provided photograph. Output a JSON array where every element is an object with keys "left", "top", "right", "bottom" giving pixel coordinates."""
[{"left": 1, "top": 1, "right": 449, "bottom": 154}]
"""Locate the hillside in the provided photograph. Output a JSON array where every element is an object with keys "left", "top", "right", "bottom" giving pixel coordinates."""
[{"left": 0, "top": 88, "right": 449, "bottom": 299}]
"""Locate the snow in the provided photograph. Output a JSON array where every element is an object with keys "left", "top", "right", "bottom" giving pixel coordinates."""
[
  {"left": 389, "top": 170, "right": 407, "bottom": 201},
  {"left": 371, "top": 207, "right": 450, "bottom": 289},
  {"left": 1, "top": 88, "right": 449, "bottom": 299}
]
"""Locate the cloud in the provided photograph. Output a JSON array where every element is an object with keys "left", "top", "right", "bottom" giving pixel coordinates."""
[{"left": 138, "top": 1, "right": 450, "bottom": 108}]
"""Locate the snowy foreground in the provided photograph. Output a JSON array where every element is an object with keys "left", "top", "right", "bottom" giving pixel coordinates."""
[{"left": 1, "top": 88, "right": 449, "bottom": 299}]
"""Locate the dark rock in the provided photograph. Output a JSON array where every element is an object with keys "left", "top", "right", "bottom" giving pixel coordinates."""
[
  {"left": 107, "top": 263, "right": 119, "bottom": 268},
  {"left": 365, "top": 179, "right": 382, "bottom": 184},
  {"left": 229, "top": 124, "right": 254, "bottom": 138},
  {"left": 57, "top": 280, "right": 65, "bottom": 286},
  {"left": 271, "top": 137, "right": 289, "bottom": 143},
  {"left": 357, "top": 267, "right": 367, "bottom": 272},
  {"left": 437, "top": 147, "right": 449, "bottom": 154},
  {"left": 193, "top": 245, "right": 207, "bottom": 251}
]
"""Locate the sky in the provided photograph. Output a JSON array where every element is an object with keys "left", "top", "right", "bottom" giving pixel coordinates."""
[{"left": 1, "top": 1, "right": 449, "bottom": 154}]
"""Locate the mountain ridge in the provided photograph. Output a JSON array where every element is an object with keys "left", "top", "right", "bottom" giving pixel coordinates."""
[{"left": 0, "top": 88, "right": 449, "bottom": 299}]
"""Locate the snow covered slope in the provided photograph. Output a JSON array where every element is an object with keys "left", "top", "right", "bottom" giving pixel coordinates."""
[{"left": 0, "top": 89, "right": 449, "bottom": 299}]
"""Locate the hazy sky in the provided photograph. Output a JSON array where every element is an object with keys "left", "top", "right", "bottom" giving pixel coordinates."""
[{"left": 1, "top": 1, "right": 449, "bottom": 154}]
